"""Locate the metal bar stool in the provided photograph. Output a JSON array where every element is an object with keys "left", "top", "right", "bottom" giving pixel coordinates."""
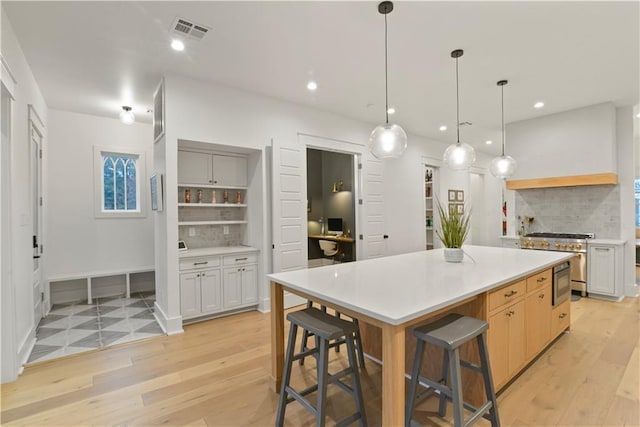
[
  {"left": 406, "top": 313, "right": 500, "bottom": 427},
  {"left": 276, "top": 307, "right": 367, "bottom": 427},
  {"left": 299, "top": 301, "right": 365, "bottom": 369}
]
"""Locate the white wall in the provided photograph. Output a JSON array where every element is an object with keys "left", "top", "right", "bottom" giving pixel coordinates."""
[
  {"left": 508, "top": 102, "right": 617, "bottom": 180},
  {"left": 616, "top": 106, "right": 637, "bottom": 296},
  {"left": 156, "top": 74, "right": 502, "bottom": 330},
  {"left": 1, "top": 9, "right": 48, "bottom": 382},
  {"left": 46, "top": 109, "right": 154, "bottom": 280}
]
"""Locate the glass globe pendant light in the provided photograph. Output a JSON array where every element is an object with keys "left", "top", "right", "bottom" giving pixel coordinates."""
[
  {"left": 120, "top": 106, "right": 135, "bottom": 125},
  {"left": 368, "top": 1, "right": 407, "bottom": 159},
  {"left": 490, "top": 80, "right": 517, "bottom": 179},
  {"left": 443, "top": 49, "right": 475, "bottom": 170}
]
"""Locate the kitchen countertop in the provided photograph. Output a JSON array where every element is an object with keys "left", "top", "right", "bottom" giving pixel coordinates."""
[
  {"left": 268, "top": 245, "right": 572, "bottom": 325},
  {"left": 178, "top": 246, "right": 258, "bottom": 258},
  {"left": 589, "top": 239, "right": 626, "bottom": 245}
]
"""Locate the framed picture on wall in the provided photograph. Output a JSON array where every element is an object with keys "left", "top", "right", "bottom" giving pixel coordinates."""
[
  {"left": 153, "top": 78, "right": 165, "bottom": 143},
  {"left": 150, "top": 174, "right": 164, "bottom": 211},
  {"left": 456, "top": 190, "right": 464, "bottom": 202},
  {"left": 448, "top": 190, "right": 456, "bottom": 202},
  {"left": 457, "top": 203, "right": 464, "bottom": 215}
]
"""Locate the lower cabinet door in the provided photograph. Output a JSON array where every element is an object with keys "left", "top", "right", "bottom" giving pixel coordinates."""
[
  {"left": 241, "top": 265, "right": 258, "bottom": 304},
  {"left": 508, "top": 300, "right": 526, "bottom": 376},
  {"left": 525, "top": 284, "right": 552, "bottom": 360},
  {"left": 180, "top": 272, "right": 201, "bottom": 317},
  {"left": 488, "top": 307, "right": 510, "bottom": 388},
  {"left": 200, "top": 269, "right": 222, "bottom": 313},
  {"left": 223, "top": 267, "right": 242, "bottom": 309}
]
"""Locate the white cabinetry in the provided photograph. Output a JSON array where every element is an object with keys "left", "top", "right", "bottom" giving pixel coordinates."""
[
  {"left": 588, "top": 241, "right": 624, "bottom": 300},
  {"left": 222, "top": 253, "right": 258, "bottom": 308},
  {"left": 178, "top": 150, "right": 248, "bottom": 187},
  {"left": 424, "top": 166, "right": 437, "bottom": 250},
  {"left": 179, "top": 249, "right": 259, "bottom": 322}
]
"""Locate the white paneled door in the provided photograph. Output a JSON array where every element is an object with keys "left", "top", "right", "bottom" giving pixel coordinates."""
[
  {"left": 270, "top": 138, "right": 307, "bottom": 308},
  {"left": 30, "top": 119, "right": 44, "bottom": 325},
  {"left": 360, "top": 155, "right": 386, "bottom": 259}
]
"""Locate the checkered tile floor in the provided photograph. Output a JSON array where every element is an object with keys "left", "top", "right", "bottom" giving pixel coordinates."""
[{"left": 27, "top": 292, "right": 164, "bottom": 364}]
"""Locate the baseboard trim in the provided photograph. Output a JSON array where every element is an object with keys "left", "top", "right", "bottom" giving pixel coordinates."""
[
  {"left": 153, "top": 302, "right": 183, "bottom": 335},
  {"left": 624, "top": 282, "right": 638, "bottom": 297},
  {"left": 17, "top": 328, "right": 36, "bottom": 371}
]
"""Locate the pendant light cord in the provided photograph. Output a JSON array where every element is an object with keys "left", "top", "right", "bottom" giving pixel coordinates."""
[
  {"left": 384, "top": 12, "right": 389, "bottom": 124},
  {"left": 501, "top": 84, "right": 505, "bottom": 156},
  {"left": 455, "top": 56, "right": 460, "bottom": 144}
]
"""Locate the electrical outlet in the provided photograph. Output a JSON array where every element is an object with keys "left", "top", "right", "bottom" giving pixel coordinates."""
[
  {"left": 189, "top": 227, "right": 196, "bottom": 237},
  {"left": 223, "top": 225, "right": 229, "bottom": 235}
]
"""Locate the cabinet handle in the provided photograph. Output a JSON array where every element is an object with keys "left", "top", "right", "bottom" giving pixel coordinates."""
[
  {"left": 559, "top": 313, "right": 567, "bottom": 319},
  {"left": 539, "top": 293, "right": 545, "bottom": 299},
  {"left": 506, "top": 310, "right": 515, "bottom": 317},
  {"left": 504, "top": 290, "right": 518, "bottom": 298},
  {"left": 193, "top": 261, "right": 209, "bottom": 266},
  {"left": 595, "top": 248, "right": 610, "bottom": 252},
  {"left": 235, "top": 257, "right": 248, "bottom": 261},
  {"left": 537, "top": 277, "right": 547, "bottom": 283}
]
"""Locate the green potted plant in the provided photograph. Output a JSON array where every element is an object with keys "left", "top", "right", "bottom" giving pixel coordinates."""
[{"left": 435, "top": 200, "right": 471, "bottom": 262}]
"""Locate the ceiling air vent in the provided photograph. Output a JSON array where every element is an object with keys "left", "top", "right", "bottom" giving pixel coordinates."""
[{"left": 171, "top": 17, "right": 211, "bottom": 41}]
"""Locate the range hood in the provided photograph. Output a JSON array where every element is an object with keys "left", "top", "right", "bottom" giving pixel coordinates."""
[{"left": 506, "top": 173, "right": 618, "bottom": 190}]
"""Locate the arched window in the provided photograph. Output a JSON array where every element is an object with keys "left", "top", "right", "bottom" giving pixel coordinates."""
[{"left": 94, "top": 147, "right": 146, "bottom": 217}]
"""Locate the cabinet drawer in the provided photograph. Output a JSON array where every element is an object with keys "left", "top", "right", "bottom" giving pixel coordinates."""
[
  {"left": 489, "top": 280, "right": 526, "bottom": 312},
  {"left": 551, "top": 299, "right": 571, "bottom": 337},
  {"left": 180, "top": 256, "right": 221, "bottom": 271},
  {"left": 223, "top": 253, "right": 257, "bottom": 266},
  {"left": 526, "top": 268, "right": 552, "bottom": 293}
]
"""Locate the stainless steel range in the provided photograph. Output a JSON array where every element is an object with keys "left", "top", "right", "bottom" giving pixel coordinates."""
[{"left": 520, "top": 232, "right": 594, "bottom": 297}]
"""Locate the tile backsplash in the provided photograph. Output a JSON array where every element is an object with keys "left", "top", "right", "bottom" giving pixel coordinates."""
[
  {"left": 515, "top": 185, "right": 620, "bottom": 238},
  {"left": 178, "top": 205, "right": 245, "bottom": 248}
]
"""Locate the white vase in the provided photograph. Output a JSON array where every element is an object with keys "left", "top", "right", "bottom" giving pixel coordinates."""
[{"left": 444, "top": 248, "right": 464, "bottom": 263}]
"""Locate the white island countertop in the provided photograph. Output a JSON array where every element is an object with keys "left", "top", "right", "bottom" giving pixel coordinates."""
[
  {"left": 179, "top": 245, "right": 258, "bottom": 258},
  {"left": 268, "top": 245, "right": 572, "bottom": 326}
]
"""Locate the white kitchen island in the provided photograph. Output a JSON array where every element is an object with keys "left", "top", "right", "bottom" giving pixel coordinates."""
[{"left": 269, "top": 245, "right": 573, "bottom": 426}]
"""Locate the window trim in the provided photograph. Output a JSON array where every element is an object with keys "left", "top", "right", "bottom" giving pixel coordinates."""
[{"left": 93, "top": 145, "right": 147, "bottom": 218}]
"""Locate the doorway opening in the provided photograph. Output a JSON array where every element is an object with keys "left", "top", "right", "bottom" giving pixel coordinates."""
[{"left": 306, "top": 148, "right": 356, "bottom": 267}]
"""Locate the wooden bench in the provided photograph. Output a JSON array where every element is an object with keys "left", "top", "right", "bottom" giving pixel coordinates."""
[{"left": 48, "top": 266, "right": 155, "bottom": 304}]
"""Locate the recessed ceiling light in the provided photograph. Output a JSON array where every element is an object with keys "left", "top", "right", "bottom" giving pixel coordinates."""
[
  {"left": 636, "top": 112, "right": 640, "bottom": 118},
  {"left": 485, "top": 140, "right": 493, "bottom": 145},
  {"left": 306, "top": 81, "right": 318, "bottom": 91},
  {"left": 534, "top": 101, "right": 545, "bottom": 109},
  {"left": 387, "top": 107, "right": 396, "bottom": 115},
  {"left": 171, "top": 39, "right": 185, "bottom": 51},
  {"left": 439, "top": 125, "right": 447, "bottom": 131}
]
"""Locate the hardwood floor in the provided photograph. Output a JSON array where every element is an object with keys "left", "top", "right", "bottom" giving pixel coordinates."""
[{"left": 1, "top": 296, "right": 638, "bottom": 426}]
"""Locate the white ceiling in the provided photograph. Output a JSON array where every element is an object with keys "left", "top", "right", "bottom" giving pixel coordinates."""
[{"left": 4, "top": 1, "right": 639, "bottom": 155}]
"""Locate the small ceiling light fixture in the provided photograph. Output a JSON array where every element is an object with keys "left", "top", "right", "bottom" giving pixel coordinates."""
[
  {"left": 635, "top": 112, "right": 640, "bottom": 118},
  {"left": 490, "top": 80, "right": 517, "bottom": 179},
  {"left": 331, "top": 180, "right": 344, "bottom": 193},
  {"left": 534, "top": 101, "right": 545, "bottom": 109},
  {"left": 387, "top": 107, "right": 396, "bottom": 115},
  {"left": 120, "top": 106, "right": 135, "bottom": 125},
  {"left": 171, "top": 39, "right": 185, "bottom": 51},
  {"left": 368, "top": 1, "right": 407, "bottom": 159},
  {"left": 485, "top": 140, "right": 493, "bottom": 145},
  {"left": 306, "top": 80, "right": 318, "bottom": 91},
  {"left": 443, "top": 49, "right": 476, "bottom": 170},
  {"left": 439, "top": 125, "right": 447, "bottom": 131}
]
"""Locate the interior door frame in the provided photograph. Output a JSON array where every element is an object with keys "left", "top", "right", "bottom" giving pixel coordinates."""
[
  {"left": 298, "top": 134, "right": 365, "bottom": 260},
  {"left": 1, "top": 55, "right": 18, "bottom": 382}
]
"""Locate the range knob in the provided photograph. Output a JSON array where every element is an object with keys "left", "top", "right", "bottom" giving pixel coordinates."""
[
  {"left": 568, "top": 244, "right": 575, "bottom": 250},
  {"left": 576, "top": 243, "right": 582, "bottom": 250},
  {"left": 555, "top": 243, "right": 561, "bottom": 249},
  {"left": 543, "top": 242, "right": 550, "bottom": 248},
  {"left": 561, "top": 244, "right": 568, "bottom": 250}
]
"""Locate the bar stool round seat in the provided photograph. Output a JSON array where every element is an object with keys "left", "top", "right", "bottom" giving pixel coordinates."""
[
  {"left": 406, "top": 313, "right": 500, "bottom": 427},
  {"left": 276, "top": 307, "right": 367, "bottom": 427}
]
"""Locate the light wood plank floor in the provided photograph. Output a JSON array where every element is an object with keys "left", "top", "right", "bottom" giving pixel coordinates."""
[{"left": 1, "top": 296, "right": 638, "bottom": 426}]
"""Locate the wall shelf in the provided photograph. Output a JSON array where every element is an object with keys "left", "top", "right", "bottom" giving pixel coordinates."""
[
  {"left": 178, "top": 220, "right": 248, "bottom": 226},
  {"left": 178, "top": 203, "right": 247, "bottom": 208},
  {"left": 506, "top": 173, "right": 618, "bottom": 190},
  {"left": 178, "top": 183, "right": 248, "bottom": 190}
]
